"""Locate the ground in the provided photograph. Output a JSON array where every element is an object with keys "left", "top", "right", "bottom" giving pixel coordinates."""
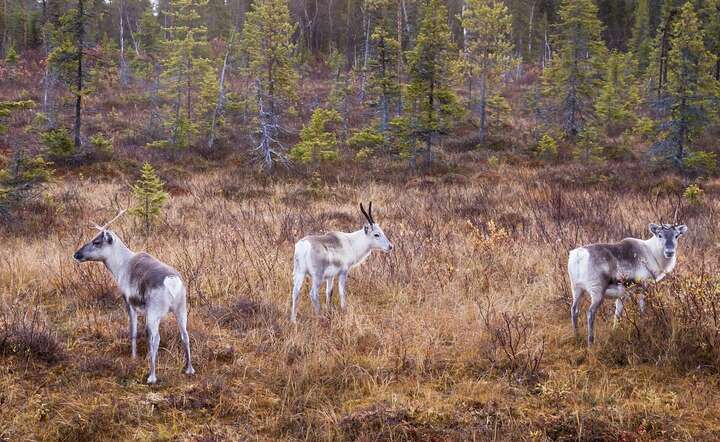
[{"left": 2, "top": 158, "right": 720, "bottom": 441}]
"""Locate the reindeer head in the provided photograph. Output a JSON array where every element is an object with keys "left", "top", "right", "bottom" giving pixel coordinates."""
[
  {"left": 360, "top": 202, "right": 393, "bottom": 253},
  {"left": 74, "top": 210, "right": 126, "bottom": 263},
  {"left": 649, "top": 223, "right": 688, "bottom": 259}
]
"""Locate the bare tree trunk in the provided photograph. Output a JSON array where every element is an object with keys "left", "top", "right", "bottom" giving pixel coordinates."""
[
  {"left": 42, "top": 28, "right": 56, "bottom": 129},
  {"left": 119, "top": 0, "right": 129, "bottom": 87},
  {"left": 257, "top": 82, "right": 273, "bottom": 171},
  {"left": 528, "top": 1, "right": 535, "bottom": 58},
  {"left": 2, "top": 0, "right": 7, "bottom": 57},
  {"left": 396, "top": 0, "right": 403, "bottom": 115},
  {"left": 74, "top": 0, "right": 85, "bottom": 150},
  {"left": 148, "top": 62, "right": 161, "bottom": 136},
  {"left": 208, "top": 34, "right": 233, "bottom": 149},
  {"left": 127, "top": 11, "right": 140, "bottom": 57},
  {"left": 478, "top": 68, "right": 487, "bottom": 144},
  {"left": 359, "top": 2, "right": 371, "bottom": 101}
]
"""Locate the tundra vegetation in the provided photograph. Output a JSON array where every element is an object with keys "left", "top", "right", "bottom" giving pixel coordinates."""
[{"left": 2, "top": 0, "right": 720, "bottom": 439}]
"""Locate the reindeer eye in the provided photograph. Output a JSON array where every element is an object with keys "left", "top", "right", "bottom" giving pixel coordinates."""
[
  {"left": 92, "top": 240, "right": 102, "bottom": 246},
  {"left": 374, "top": 233, "right": 380, "bottom": 238}
]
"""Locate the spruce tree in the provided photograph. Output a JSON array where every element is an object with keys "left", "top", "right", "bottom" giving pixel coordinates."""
[
  {"left": 406, "top": 0, "right": 462, "bottom": 167},
  {"left": 240, "top": 0, "right": 298, "bottom": 171},
  {"left": 630, "top": 0, "right": 653, "bottom": 75},
  {"left": 159, "top": 0, "right": 217, "bottom": 149},
  {"left": 367, "top": 1, "right": 400, "bottom": 134},
  {"left": 290, "top": 108, "right": 342, "bottom": 164},
  {"left": 47, "top": 0, "right": 88, "bottom": 150},
  {"left": 699, "top": 0, "right": 720, "bottom": 80},
  {"left": 461, "top": 0, "right": 516, "bottom": 144},
  {"left": 130, "top": 162, "right": 169, "bottom": 236},
  {"left": 595, "top": 51, "right": 640, "bottom": 139},
  {"left": 543, "top": 0, "right": 606, "bottom": 139},
  {"left": 653, "top": 1, "right": 718, "bottom": 164}
]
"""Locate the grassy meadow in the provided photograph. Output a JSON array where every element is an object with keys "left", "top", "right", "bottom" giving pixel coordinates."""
[{"left": 2, "top": 159, "right": 720, "bottom": 440}]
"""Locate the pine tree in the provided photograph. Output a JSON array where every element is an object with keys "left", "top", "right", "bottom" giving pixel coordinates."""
[
  {"left": 367, "top": 0, "right": 400, "bottom": 134},
  {"left": 240, "top": 0, "right": 298, "bottom": 170},
  {"left": 0, "top": 100, "right": 53, "bottom": 217},
  {"left": 159, "top": 0, "right": 217, "bottom": 149},
  {"left": 130, "top": 162, "right": 169, "bottom": 236},
  {"left": 595, "top": 51, "right": 640, "bottom": 139},
  {"left": 135, "top": 5, "right": 164, "bottom": 137},
  {"left": 543, "top": 0, "right": 606, "bottom": 139},
  {"left": 290, "top": 108, "right": 342, "bottom": 164},
  {"left": 699, "top": 0, "right": 720, "bottom": 80},
  {"left": 47, "top": 0, "right": 88, "bottom": 150},
  {"left": 461, "top": 0, "right": 516, "bottom": 144},
  {"left": 630, "top": 0, "right": 652, "bottom": 75},
  {"left": 406, "top": 0, "right": 462, "bottom": 167},
  {"left": 653, "top": 1, "right": 718, "bottom": 164}
]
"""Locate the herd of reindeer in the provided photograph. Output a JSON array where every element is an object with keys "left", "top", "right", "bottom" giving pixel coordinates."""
[{"left": 71, "top": 202, "right": 688, "bottom": 384}]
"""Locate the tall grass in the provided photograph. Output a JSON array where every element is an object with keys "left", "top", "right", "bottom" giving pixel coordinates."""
[{"left": 1, "top": 161, "right": 719, "bottom": 439}]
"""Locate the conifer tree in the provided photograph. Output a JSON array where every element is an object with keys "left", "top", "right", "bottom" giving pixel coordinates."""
[
  {"left": 47, "top": 0, "right": 88, "bottom": 150},
  {"left": 595, "top": 51, "right": 640, "bottom": 139},
  {"left": 240, "top": 0, "right": 298, "bottom": 170},
  {"left": 461, "top": 0, "right": 516, "bottom": 144},
  {"left": 699, "top": 0, "right": 720, "bottom": 80},
  {"left": 135, "top": 5, "right": 164, "bottom": 136},
  {"left": 653, "top": 1, "right": 718, "bottom": 163},
  {"left": 130, "top": 162, "right": 169, "bottom": 236},
  {"left": 0, "top": 99, "right": 53, "bottom": 217},
  {"left": 543, "top": 0, "right": 606, "bottom": 139},
  {"left": 406, "top": 0, "right": 461, "bottom": 167},
  {"left": 630, "top": 0, "right": 652, "bottom": 75},
  {"left": 290, "top": 108, "right": 342, "bottom": 164},
  {"left": 367, "top": 1, "right": 400, "bottom": 134},
  {"left": 159, "top": 0, "right": 217, "bottom": 149}
]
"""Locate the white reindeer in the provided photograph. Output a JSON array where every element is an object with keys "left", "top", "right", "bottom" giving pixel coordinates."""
[
  {"left": 73, "top": 210, "right": 195, "bottom": 384},
  {"left": 568, "top": 222, "right": 688, "bottom": 344},
  {"left": 290, "top": 202, "right": 394, "bottom": 322}
]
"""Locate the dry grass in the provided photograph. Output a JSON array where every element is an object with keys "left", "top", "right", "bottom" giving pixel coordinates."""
[{"left": 2, "top": 160, "right": 720, "bottom": 440}]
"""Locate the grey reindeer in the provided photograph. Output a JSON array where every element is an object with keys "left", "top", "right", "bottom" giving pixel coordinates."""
[
  {"left": 568, "top": 223, "right": 688, "bottom": 344},
  {"left": 290, "top": 202, "right": 394, "bottom": 322},
  {"left": 74, "top": 210, "right": 195, "bottom": 383}
]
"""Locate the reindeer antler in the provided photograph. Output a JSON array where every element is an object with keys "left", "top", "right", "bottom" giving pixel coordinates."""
[
  {"left": 91, "top": 209, "right": 127, "bottom": 231},
  {"left": 360, "top": 202, "right": 375, "bottom": 225}
]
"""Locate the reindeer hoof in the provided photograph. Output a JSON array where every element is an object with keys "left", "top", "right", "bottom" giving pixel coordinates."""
[
  {"left": 185, "top": 366, "right": 195, "bottom": 375},
  {"left": 146, "top": 375, "right": 157, "bottom": 384}
]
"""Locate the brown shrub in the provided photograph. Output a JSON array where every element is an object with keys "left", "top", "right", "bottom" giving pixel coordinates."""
[
  {"left": 0, "top": 302, "right": 66, "bottom": 365},
  {"left": 599, "top": 273, "right": 720, "bottom": 372}
]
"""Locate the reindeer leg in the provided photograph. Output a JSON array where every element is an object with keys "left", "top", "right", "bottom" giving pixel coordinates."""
[
  {"left": 587, "top": 291, "right": 604, "bottom": 345},
  {"left": 570, "top": 283, "right": 583, "bottom": 338},
  {"left": 146, "top": 312, "right": 161, "bottom": 384},
  {"left": 176, "top": 298, "right": 194, "bottom": 375},
  {"left": 310, "top": 277, "right": 322, "bottom": 315},
  {"left": 126, "top": 301, "right": 138, "bottom": 358},
  {"left": 326, "top": 276, "right": 335, "bottom": 307},
  {"left": 613, "top": 299, "right": 624, "bottom": 328},
  {"left": 290, "top": 272, "right": 305, "bottom": 323},
  {"left": 338, "top": 272, "right": 348, "bottom": 310}
]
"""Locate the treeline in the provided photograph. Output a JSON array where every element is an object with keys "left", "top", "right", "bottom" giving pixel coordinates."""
[{"left": 0, "top": 0, "right": 719, "bottom": 177}]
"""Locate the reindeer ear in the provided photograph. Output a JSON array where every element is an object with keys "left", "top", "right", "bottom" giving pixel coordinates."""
[
  {"left": 675, "top": 224, "right": 688, "bottom": 235},
  {"left": 104, "top": 231, "right": 113, "bottom": 244},
  {"left": 364, "top": 224, "right": 370, "bottom": 234},
  {"left": 649, "top": 223, "right": 660, "bottom": 235}
]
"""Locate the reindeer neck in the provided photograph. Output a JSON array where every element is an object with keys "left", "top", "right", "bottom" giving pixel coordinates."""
[
  {"left": 346, "top": 229, "right": 374, "bottom": 266},
  {"left": 103, "top": 238, "right": 135, "bottom": 281},
  {"left": 644, "top": 236, "right": 674, "bottom": 270}
]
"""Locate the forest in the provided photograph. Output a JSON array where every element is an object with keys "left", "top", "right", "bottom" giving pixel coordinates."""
[{"left": 2, "top": 0, "right": 720, "bottom": 440}]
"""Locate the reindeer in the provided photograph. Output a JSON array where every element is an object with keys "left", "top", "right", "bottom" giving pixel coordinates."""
[
  {"left": 73, "top": 210, "right": 194, "bottom": 384},
  {"left": 568, "top": 223, "right": 688, "bottom": 344},
  {"left": 290, "top": 202, "right": 394, "bottom": 322}
]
